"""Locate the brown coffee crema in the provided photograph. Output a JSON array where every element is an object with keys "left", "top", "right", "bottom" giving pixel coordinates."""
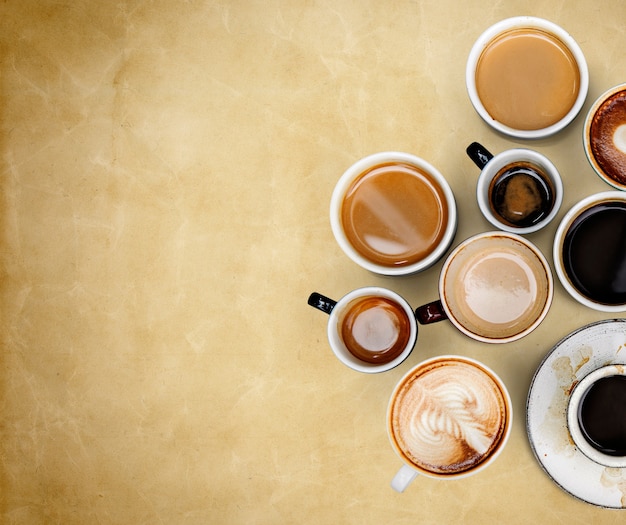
[
  {"left": 476, "top": 28, "right": 580, "bottom": 131},
  {"left": 589, "top": 90, "right": 626, "bottom": 186},
  {"left": 341, "top": 163, "right": 448, "bottom": 267},
  {"left": 390, "top": 359, "right": 508, "bottom": 475},
  {"left": 340, "top": 296, "right": 411, "bottom": 364}
]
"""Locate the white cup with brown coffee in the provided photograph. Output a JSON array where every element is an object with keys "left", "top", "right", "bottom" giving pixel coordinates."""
[
  {"left": 467, "top": 142, "right": 563, "bottom": 234},
  {"left": 416, "top": 231, "right": 553, "bottom": 343},
  {"left": 567, "top": 364, "right": 626, "bottom": 468},
  {"left": 466, "top": 16, "right": 588, "bottom": 139},
  {"left": 387, "top": 355, "right": 512, "bottom": 492},
  {"left": 553, "top": 191, "right": 626, "bottom": 312},
  {"left": 583, "top": 83, "right": 626, "bottom": 189},
  {"left": 330, "top": 152, "right": 457, "bottom": 276},
  {"left": 308, "top": 287, "right": 418, "bottom": 373}
]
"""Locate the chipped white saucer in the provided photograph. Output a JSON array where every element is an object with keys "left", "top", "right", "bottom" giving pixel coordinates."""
[{"left": 526, "top": 319, "right": 626, "bottom": 508}]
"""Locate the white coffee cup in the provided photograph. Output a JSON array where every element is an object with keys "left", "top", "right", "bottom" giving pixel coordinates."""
[
  {"left": 467, "top": 142, "right": 563, "bottom": 234},
  {"left": 330, "top": 152, "right": 457, "bottom": 276},
  {"left": 308, "top": 287, "right": 418, "bottom": 373},
  {"left": 567, "top": 364, "right": 626, "bottom": 468},
  {"left": 416, "top": 231, "right": 553, "bottom": 343},
  {"left": 553, "top": 191, "right": 626, "bottom": 312},
  {"left": 387, "top": 355, "right": 512, "bottom": 492},
  {"left": 466, "top": 16, "right": 588, "bottom": 139}
]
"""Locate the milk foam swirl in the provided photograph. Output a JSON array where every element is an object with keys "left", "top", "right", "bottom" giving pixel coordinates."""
[{"left": 391, "top": 361, "right": 507, "bottom": 474}]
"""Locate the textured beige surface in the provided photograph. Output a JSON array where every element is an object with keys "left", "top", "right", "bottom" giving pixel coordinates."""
[{"left": 2, "top": 1, "right": 626, "bottom": 523}]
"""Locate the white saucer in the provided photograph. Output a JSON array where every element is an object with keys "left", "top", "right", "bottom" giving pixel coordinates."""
[{"left": 526, "top": 319, "right": 626, "bottom": 508}]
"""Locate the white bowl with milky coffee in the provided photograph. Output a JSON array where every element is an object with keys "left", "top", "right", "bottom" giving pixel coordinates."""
[
  {"left": 584, "top": 83, "right": 626, "bottom": 190},
  {"left": 466, "top": 16, "right": 588, "bottom": 139},
  {"left": 330, "top": 152, "right": 457, "bottom": 276}
]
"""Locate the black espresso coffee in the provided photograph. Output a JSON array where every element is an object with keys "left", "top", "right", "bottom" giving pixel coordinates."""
[
  {"left": 488, "top": 162, "right": 555, "bottom": 228},
  {"left": 578, "top": 375, "right": 626, "bottom": 456},
  {"left": 562, "top": 201, "right": 626, "bottom": 305},
  {"left": 340, "top": 296, "right": 411, "bottom": 364}
]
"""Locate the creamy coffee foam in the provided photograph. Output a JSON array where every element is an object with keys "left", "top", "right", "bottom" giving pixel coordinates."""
[
  {"left": 390, "top": 360, "right": 507, "bottom": 475},
  {"left": 589, "top": 89, "right": 626, "bottom": 186}
]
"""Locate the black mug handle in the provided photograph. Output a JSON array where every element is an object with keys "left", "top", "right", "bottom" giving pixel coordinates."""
[
  {"left": 466, "top": 142, "right": 494, "bottom": 169},
  {"left": 415, "top": 300, "right": 449, "bottom": 324},
  {"left": 308, "top": 292, "right": 337, "bottom": 315}
]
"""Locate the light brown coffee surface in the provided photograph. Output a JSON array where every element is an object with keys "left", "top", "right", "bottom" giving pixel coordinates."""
[
  {"left": 476, "top": 28, "right": 580, "bottom": 130},
  {"left": 589, "top": 90, "right": 626, "bottom": 185},
  {"left": 389, "top": 359, "right": 508, "bottom": 475},
  {"left": 341, "top": 163, "right": 448, "bottom": 267}
]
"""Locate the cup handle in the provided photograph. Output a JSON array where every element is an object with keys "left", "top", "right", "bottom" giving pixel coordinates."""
[
  {"left": 466, "top": 142, "right": 494, "bottom": 169},
  {"left": 415, "top": 300, "right": 448, "bottom": 324},
  {"left": 391, "top": 464, "right": 419, "bottom": 493},
  {"left": 308, "top": 292, "right": 337, "bottom": 315}
]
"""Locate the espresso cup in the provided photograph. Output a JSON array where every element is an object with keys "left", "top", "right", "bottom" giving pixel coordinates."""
[
  {"left": 467, "top": 142, "right": 563, "bottom": 234},
  {"left": 307, "top": 287, "right": 418, "bottom": 373},
  {"left": 330, "top": 152, "right": 457, "bottom": 276},
  {"left": 387, "top": 355, "right": 512, "bottom": 492},
  {"left": 567, "top": 364, "right": 626, "bottom": 468},
  {"left": 583, "top": 83, "right": 626, "bottom": 190},
  {"left": 466, "top": 16, "right": 588, "bottom": 139},
  {"left": 553, "top": 191, "right": 626, "bottom": 312},
  {"left": 416, "top": 231, "right": 553, "bottom": 343}
]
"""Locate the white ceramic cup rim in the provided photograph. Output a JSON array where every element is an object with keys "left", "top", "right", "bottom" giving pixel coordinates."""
[
  {"left": 330, "top": 152, "right": 457, "bottom": 276},
  {"left": 466, "top": 16, "right": 589, "bottom": 139},
  {"left": 553, "top": 191, "right": 626, "bottom": 312},
  {"left": 567, "top": 364, "right": 626, "bottom": 468},
  {"left": 439, "top": 231, "right": 553, "bottom": 343},
  {"left": 387, "top": 355, "right": 513, "bottom": 482},
  {"left": 583, "top": 83, "right": 626, "bottom": 190},
  {"left": 476, "top": 148, "right": 564, "bottom": 234},
  {"left": 327, "top": 287, "right": 417, "bottom": 373}
]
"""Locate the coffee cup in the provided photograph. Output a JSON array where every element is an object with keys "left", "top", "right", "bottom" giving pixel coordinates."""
[
  {"left": 466, "top": 16, "right": 588, "bottom": 139},
  {"left": 553, "top": 191, "right": 626, "bottom": 312},
  {"left": 467, "top": 142, "right": 563, "bottom": 234},
  {"left": 583, "top": 83, "right": 626, "bottom": 190},
  {"left": 330, "top": 152, "right": 457, "bottom": 276},
  {"left": 307, "top": 287, "right": 418, "bottom": 373},
  {"left": 416, "top": 231, "right": 553, "bottom": 343},
  {"left": 387, "top": 355, "right": 512, "bottom": 492},
  {"left": 567, "top": 364, "right": 626, "bottom": 468}
]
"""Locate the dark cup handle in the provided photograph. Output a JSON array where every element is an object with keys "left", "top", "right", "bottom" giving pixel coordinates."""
[
  {"left": 415, "top": 300, "right": 448, "bottom": 324},
  {"left": 466, "top": 142, "right": 494, "bottom": 169},
  {"left": 308, "top": 292, "right": 337, "bottom": 315}
]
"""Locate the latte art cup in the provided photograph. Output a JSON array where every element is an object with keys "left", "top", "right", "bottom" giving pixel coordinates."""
[
  {"left": 466, "top": 16, "right": 588, "bottom": 139},
  {"left": 387, "top": 355, "right": 512, "bottom": 492},
  {"left": 307, "top": 287, "right": 418, "bottom": 373},
  {"left": 330, "top": 152, "right": 457, "bottom": 276},
  {"left": 583, "top": 83, "right": 626, "bottom": 189},
  {"left": 567, "top": 364, "right": 626, "bottom": 468}
]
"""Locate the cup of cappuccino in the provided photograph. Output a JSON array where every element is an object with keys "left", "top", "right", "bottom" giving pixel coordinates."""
[
  {"left": 567, "top": 364, "right": 626, "bottom": 468},
  {"left": 553, "top": 191, "right": 626, "bottom": 312},
  {"left": 307, "top": 287, "right": 418, "bottom": 373},
  {"left": 387, "top": 355, "right": 512, "bottom": 492},
  {"left": 466, "top": 16, "right": 588, "bottom": 139},
  {"left": 416, "top": 231, "right": 553, "bottom": 343},
  {"left": 583, "top": 83, "right": 626, "bottom": 190},
  {"left": 330, "top": 152, "right": 457, "bottom": 276},
  {"left": 467, "top": 142, "right": 563, "bottom": 234}
]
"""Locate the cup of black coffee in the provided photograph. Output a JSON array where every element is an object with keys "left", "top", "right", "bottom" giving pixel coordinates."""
[
  {"left": 567, "top": 364, "right": 626, "bottom": 467},
  {"left": 467, "top": 142, "right": 563, "bottom": 234},
  {"left": 308, "top": 287, "right": 418, "bottom": 373},
  {"left": 553, "top": 191, "right": 626, "bottom": 311}
]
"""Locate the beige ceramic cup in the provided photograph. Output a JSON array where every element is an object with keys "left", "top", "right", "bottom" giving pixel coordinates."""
[
  {"left": 466, "top": 16, "right": 588, "bottom": 139},
  {"left": 567, "top": 364, "right": 626, "bottom": 468},
  {"left": 387, "top": 355, "right": 512, "bottom": 492},
  {"left": 330, "top": 152, "right": 457, "bottom": 276},
  {"left": 583, "top": 83, "right": 626, "bottom": 190},
  {"left": 416, "top": 231, "right": 553, "bottom": 343}
]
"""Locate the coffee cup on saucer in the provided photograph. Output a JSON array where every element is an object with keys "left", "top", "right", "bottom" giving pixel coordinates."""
[{"left": 466, "top": 142, "right": 563, "bottom": 234}]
